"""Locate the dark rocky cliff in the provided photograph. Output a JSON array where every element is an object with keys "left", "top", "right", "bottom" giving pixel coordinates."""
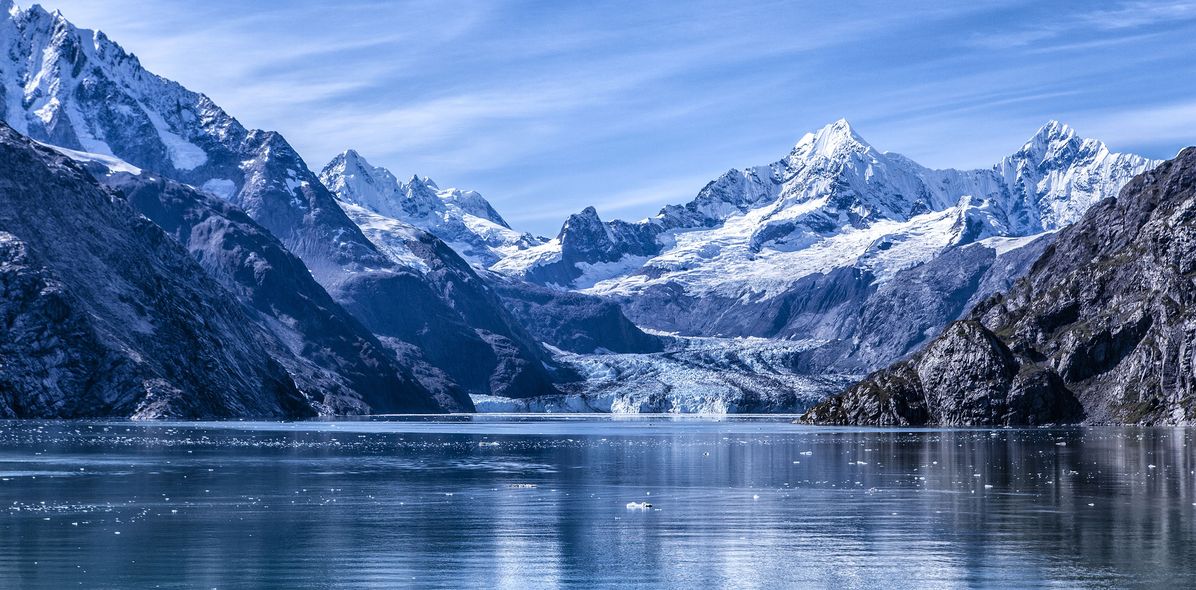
[
  {"left": 0, "top": 125, "right": 314, "bottom": 418},
  {"left": 802, "top": 147, "right": 1196, "bottom": 426},
  {"left": 102, "top": 173, "right": 451, "bottom": 413},
  {"left": 488, "top": 273, "right": 665, "bottom": 354}
]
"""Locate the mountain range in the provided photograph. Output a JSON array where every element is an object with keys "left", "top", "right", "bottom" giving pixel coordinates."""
[
  {"left": 0, "top": 2, "right": 1184, "bottom": 421},
  {"left": 325, "top": 119, "right": 1157, "bottom": 377}
]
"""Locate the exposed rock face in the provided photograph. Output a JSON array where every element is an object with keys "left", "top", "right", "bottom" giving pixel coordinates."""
[
  {"left": 803, "top": 147, "right": 1196, "bottom": 426},
  {"left": 100, "top": 172, "right": 450, "bottom": 414},
  {"left": 503, "top": 206, "right": 663, "bottom": 288},
  {"left": 801, "top": 321, "right": 1081, "bottom": 426},
  {"left": 842, "top": 234, "right": 1054, "bottom": 372},
  {"left": 487, "top": 274, "right": 664, "bottom": 354},
  {"left": 0, "top": 124, "right": 314, "bottom": 419},
  {"left": 333, "top": 213, "right": 566, "bottom": 399}
]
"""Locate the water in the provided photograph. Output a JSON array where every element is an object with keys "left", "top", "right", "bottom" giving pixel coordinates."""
[{"left": 0, "top": 417, "right": 1193, "bottom": 589}]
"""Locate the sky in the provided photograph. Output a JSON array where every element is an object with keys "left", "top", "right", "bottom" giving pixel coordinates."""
[{"left": 37, "top": 0, "right": 1196, "bottom": 235}]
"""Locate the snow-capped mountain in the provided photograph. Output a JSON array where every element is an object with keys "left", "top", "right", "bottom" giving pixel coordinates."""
[
  {"left": 494, "top": 119, "right": 1158, "bottom": 371},
  {"left": 0, "top": 1, "right": 242, "bottom": 190},
  {"left": 320, "top": 150, "right": 542, "bottom": 267},
  {"left": 0, "top": 2, "right": 564, "bottom": 403},
  {"left": 499, "top": 119, "right": 1153, "bottom": 292}
]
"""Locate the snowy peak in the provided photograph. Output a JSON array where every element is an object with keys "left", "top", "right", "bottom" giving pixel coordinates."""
[
  {"left": 791, "top": 118, "right": 874, "bottom": 160},
  {"left": 1033, "top": 120, "right": 1084, "bottom": 148},
  {"left": 995, "top": 121, "right": 1157, "bottom": 232},
  {"left": 320, "top": 149, "right": 508, "bottom": 223},
  {"left": 439, "top": 186, "right": 509, "bottom": 228},
  {"left": 319, "top": 150, "right": 540, "bottom": 268},
  {"left": 1034, "top": 119, "right": 1077, "bottom": 142},
  {"left": 405, "top": 174, "right": 448, "bottom": 217},
  {"left": 0, "top": 2, "right": 246, "bottom": 180},
  {"left": 759, "top": 119, "right": 970, "bottom": 230},
  {"left": 318, "top": 150, "right": 445, "bottom": 221},
  {"left": 1016, "top": 120, "right": 1087, "bottom": 166},
  {"left": 653, "top": 120, "right": 883, "bottom": 232},
  {"left": 319, "top": 149, "right": 403, "bottom": 216}
]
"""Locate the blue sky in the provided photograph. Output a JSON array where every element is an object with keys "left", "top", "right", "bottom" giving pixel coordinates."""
[{"left": 39, "top": 0, "right": 1196, "bottom": 234}]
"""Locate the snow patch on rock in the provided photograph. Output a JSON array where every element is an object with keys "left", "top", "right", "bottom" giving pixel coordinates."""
[{"left": 199, "top": 178, "right": 236, "bottom": 200}]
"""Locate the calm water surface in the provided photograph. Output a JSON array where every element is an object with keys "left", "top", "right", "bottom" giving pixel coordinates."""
[{"left": 0, "top": 416, "right": 1193, "bottom": 589}]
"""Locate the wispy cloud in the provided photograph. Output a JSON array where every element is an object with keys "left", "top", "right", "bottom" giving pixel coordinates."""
[
  {"left": 33, "top": 0, "right": 1196, "bottom": 234},
  {"left": 967, "top": 0, "right": 1196, "bottom": 51},
  {"left": 1080, "top": 0, "right": 1196, "bottom": 29},
  {"left": 1079, "top": 100, "right": 1196, "bottom": 148},
  {"left": 500, "top": 173, "right": 714, "bottom": 228}
]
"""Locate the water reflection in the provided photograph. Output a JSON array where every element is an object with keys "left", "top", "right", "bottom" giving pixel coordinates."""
[{"left": 0, "top": 419, "right": 1192, "bottom": 588}]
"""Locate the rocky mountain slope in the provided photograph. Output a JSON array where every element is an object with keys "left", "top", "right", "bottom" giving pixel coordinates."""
[
  {"left": 332, "top": 198, "right": 569, "bottom": 398},
  {"left": 0, "top": 123, "right": 322, "bottom": 419},
  {"left": 94, "top": 170, "right": 454, "bottom": 413},
  {"left": 486, "top": 273, "right": 665, "bottom": 355},
  {"left": 0, "top": 2, "right": 562, "bottom": 401},
  {"left": 802, "top": 147, "right": 1196, "bottom": 426}
]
